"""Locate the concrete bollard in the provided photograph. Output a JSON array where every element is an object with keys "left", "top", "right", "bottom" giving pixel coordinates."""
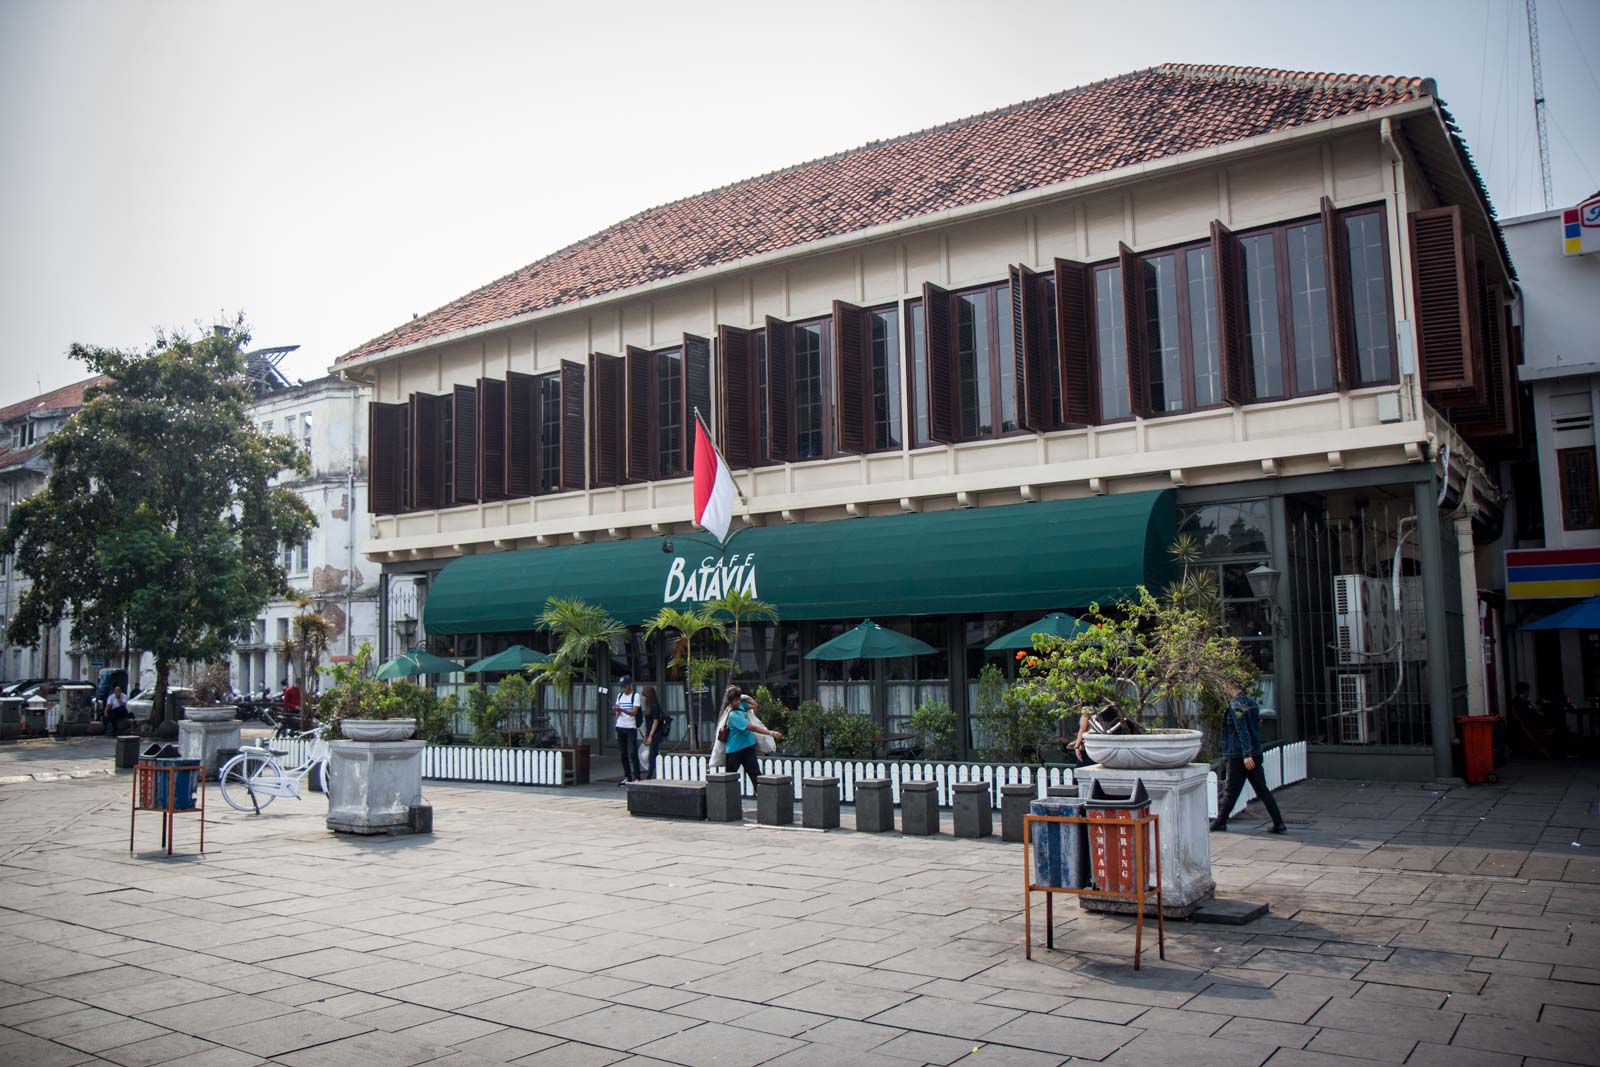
[
  {"left": 1001, "top": 783, "right": 1036, "bottom": 843},
  {"left": 115, "top": 735, "right": 143, "bottom": 771},
  {"left": 706, "top": 771, "right": 743, "bottom": 822},
  {"left": 953, "top": 781, "right": 993, "bottom": 838},
  {"left": 802, "top": 777, "right": 840, "bottom": 830},
  {"left": 757, "top": 775, "right": 794, "bottom": 825},
  {"left": 900, "top": 779, "right": 940, "bottom": 836},
  {"left": 854, "top": 778, "right": 894, "bottom": 832}
]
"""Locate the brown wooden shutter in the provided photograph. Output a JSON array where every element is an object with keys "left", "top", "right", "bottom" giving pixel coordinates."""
[
  {"left": 505, "top": 371, "right": 536, "bottom": 498},
  {"left": 1209, "top": 221, "right": 1249, "bottom": 406},
  {"left": 1009, "top": 265, "right": 1048, "bottom": 431},
  {"left": 367, "top": 401, "right": 407, "bottom": 514},
  {"left": 1452, "top": 283, "right": 1516, "bottom": 439},
  {"left": 452, "top": 384, "right": 479, "bottom": 505},
  {"left": 1053, "top": 259, "right": 1098, "bottom": 425},
  {"left": 718, "top": 325, "right": 755, "bottom": 468},
  {"left": 410, "top": 392, "right": 442, "bottom": 510},
  {"left": 477, "top": 378, "right": 506, "bottom": 501},
  {"left": 1118, "top": 243, "right": 1151, "bottom": 419},
  {"left": 625, "top": 345, "right": 655, "bottom": 482},
  {"left": 764, "top": 315, "right": 793, "bottom": 462},
  {"left": 1321, "top": 197, "right": 1358, "bottom": 388},
  {"left": 831, "top": 300, "right": 868, "bottom": 454},
  {"left": 921, "top": 282, "right": 958, "bottom": 442},
  {"left": 589, "top": 353, "right": 625, "bottom": 487},
  {"left": 1409, "top": 206, "right": 1480, "bottom": 398},
  {"left": 559, "top": 359, "right": 586, "bottom": 491},
  {"left": 682, "top": 333, "right": 712, "bottom": 472}
]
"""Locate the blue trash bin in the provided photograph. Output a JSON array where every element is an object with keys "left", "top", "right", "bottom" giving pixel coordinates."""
[
  {"left": 153, "top": 758, "right": 201, "bottom": 810},
  {"left": 1029, "top": 797, "right": 1089, "bottom": 888}
]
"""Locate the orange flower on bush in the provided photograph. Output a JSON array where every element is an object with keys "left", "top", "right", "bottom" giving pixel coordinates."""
[{"left": 1015, "top": 651, "right": 1026, "bottom": 661}]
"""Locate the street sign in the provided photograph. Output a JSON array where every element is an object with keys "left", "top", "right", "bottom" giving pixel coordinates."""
[{"left": 1562, "top": 193, "right": 1600, "bottom": 256}]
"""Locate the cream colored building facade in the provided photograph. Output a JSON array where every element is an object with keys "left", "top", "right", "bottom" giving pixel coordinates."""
[{"left": 340, "top": 73, "right": 1514, "bottom": 778}]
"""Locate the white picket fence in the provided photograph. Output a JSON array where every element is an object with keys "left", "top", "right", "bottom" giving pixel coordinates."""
[
  {"left": 1206, "top": 741, "right": 1308, "bottom": 818},
  {"left": 275, "top": 738, "right": 566, "bottom": 787},
  {"left": 654, "top": 753, "right": 1077, "bottom": 808}
]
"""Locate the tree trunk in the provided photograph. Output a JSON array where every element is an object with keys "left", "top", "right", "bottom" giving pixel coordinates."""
[{"left": 150, "top": 658, "right": 171, "bottom": 728}]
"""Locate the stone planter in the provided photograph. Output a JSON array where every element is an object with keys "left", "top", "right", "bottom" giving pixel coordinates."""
[
  {"left": 178, "top": 717, "right": 241, "bottom": 776},
  {"left": 1076, "top": 762, "right": 1213, "bottom": 917},
  {"left": 185, "top": 705, "right": 237, "bottom": 723},
  {"left": 1082, "top": 729, "right": 1203, "bottom": 770},
  {"left": 340, "top": 719, "right": 416, "bottom": 742},
  {"left": 326, "top": 739, "right": 426, "bottom": 835}
]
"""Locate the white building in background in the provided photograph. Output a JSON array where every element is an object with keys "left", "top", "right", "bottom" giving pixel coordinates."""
[
  {"left": 0, "top": 376, "right": 108, "bottom": 683},
  {"left": 0, "top": 360, "right": 378, "bottom": 694},
  {"left": 235, "top": 373, "right": 379, "bottom": 695}
]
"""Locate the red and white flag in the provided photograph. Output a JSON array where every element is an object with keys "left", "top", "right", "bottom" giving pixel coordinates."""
[{"left": 692, "top": 416, "right": 735, "bottom": 544}]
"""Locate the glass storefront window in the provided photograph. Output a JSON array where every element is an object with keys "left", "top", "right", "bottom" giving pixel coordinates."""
[
  {"left": 883, "top": 618, "right": 949, "bottom": 736},
  {"left": 1179, "top": 501, "right": 1271, "bottom": 558},
  {"left": 732, "top": 622, "right": 800, "bottom": 709}
]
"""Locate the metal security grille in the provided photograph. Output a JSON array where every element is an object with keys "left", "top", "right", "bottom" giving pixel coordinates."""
[{"left": 1288, "top": 500, "right": 1435, "bottom": 748}]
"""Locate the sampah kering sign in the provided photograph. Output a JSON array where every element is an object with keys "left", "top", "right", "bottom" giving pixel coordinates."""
[{"left": 663, "top": 553, "right": 758, "bottom": 605}]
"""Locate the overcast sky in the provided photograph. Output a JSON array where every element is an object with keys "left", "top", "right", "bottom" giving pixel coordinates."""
[{"left": 2, "top": 0, "right": 1597, "bottom": 399}]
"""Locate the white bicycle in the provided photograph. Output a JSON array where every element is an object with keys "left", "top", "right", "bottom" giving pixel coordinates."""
[{"left": 217, "top": 728, "right": 328, "bottom": 814}]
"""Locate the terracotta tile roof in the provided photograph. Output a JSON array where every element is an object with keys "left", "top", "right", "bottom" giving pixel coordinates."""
[
  {"left": 0, "top": 375, "right": 107, "bottom": 474},
  {"left": 340, "top": 64, "right": 1437, "bottom": 365}
]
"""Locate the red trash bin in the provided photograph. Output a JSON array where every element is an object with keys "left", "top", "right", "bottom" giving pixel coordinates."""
[
  {"left": 1084, "top": 779, "right": 1152, "bottom": 895},
  {"left": 1456, "top": 715, "right": 1500, "bottom": 785}
]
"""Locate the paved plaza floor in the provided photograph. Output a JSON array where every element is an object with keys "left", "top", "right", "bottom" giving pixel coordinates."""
[{"left": 0, "top": 739, "right": 1597, "bottom": 1067}]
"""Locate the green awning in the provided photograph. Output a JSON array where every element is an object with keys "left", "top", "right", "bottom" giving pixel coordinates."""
[{"left": 422, "top": 489, "right": 1175, "bottom": 634}]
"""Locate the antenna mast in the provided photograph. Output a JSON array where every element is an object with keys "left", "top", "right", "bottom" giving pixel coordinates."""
[{"left": 1527, "top": 0, "right": 1554, "bottom": 210}]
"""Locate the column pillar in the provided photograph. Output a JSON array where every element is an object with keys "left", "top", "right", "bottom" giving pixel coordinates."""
[
  {"left": 1455, "top": 512, "right": 1486, "bottom": 717},
  {"left": 1415, "top": 480, "right": 1455, "bottom": 778}
]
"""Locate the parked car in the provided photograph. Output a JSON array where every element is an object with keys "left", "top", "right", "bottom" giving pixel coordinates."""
[
  {"left": 14, "top": 679, "right": 75, "bottom": 703},
  {"left": 2, "top": 678, "right": 61, "bottom": 699},
  {"left": 127, "top": 687, "right": 196, "bottom": 722}
]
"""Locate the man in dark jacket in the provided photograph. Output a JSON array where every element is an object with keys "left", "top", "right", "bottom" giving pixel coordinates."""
[{"left": 1211, "top": 678, "right": 1287, "bottom": 834}]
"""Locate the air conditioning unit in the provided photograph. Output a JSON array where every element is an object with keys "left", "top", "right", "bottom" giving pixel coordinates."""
[
  {"left": 1336, "top": 673, "right": 1376, "bottom": 744},
  {"left": 1333, "top": 575, "right": 1397, "bottom": 664}
]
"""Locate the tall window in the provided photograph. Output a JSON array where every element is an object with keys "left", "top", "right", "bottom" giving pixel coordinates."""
[
  {"left": 297, "top": 541, "right": 309, "bottom": 571},
  {"left": 13, "top": 422, "right": 35, "bottom": 449},
  {"left": 538, "top": 375, "right": 561, "bottom": 493},
  {"left": 954, "top": 283, "right": 1017, "bottom": 437},
  {"left": 1042, "top": 276, "right": 1063, "bottom": 419},
  {"left": 869, "top": 307, "right": 902, "bottom": 450},
  {"left": 1185, "top": 247, "right": 1221, "bottom": 408},
  {"left": 301, "top": 411, "right": 313, "bottom": 455},
  {"left": 794, "top": 323, "right": 826, "bottom": 459},
  {"left": 1559, "top": 447, "right": 1600, "bottom": 531},
  {"left": 1344, "top": 208, "right": 1393, "bottom": 383},
  {"left": 656, "top": 346, "right": 683, "bottom": 476},
  {"left": 1094, "top": 265, "right": 1130, "bottom": 420},
  {"left": 754, "top": 329, "right": 770, "bottom": 463},
  {"left": 440, "top": 394, "right": 455, "bottom": 505},
  {"left": 1286, "top": 221, "right": 1333, "bottom": 393},
  {"left": 908, "top": 303, "right": 929, "bottom": 446},
  {"left": 1142, "top": 254, "right": 1182, "bottom": 413},
  {"left": 1240, "top": 234, "right": 1283, "bottom": 399}
]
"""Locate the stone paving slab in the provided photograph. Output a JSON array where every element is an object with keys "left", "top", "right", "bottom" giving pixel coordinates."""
[{"left": 0, "top": 744, "right": 1597, "bottom": 1066}]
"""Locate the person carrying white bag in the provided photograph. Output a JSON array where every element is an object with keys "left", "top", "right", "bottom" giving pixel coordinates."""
[{"left": 709, "top": 685, "right": 781, "bottom": 790}]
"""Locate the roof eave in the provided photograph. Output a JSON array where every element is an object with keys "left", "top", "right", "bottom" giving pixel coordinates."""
[{"left": 334, "top": 96, "right": 1437, "bottom": 378}]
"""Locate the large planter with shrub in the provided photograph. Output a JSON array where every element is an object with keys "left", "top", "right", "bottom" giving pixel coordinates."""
[{"left": 1081, "top": 728, "right": 1203, "bottom": 770}]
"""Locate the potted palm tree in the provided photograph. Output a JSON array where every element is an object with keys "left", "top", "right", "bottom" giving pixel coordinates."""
[
  {"left": 644, "top": 606, "right": 726, "bottom": 751},
  {"left": 527, "top": 596, "right": 624, "bottom": 784}
]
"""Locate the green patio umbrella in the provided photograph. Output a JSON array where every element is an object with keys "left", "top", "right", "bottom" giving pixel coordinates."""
[
  {"left": 805, "top": 620, "right": 937, "bottom": 661},
  {"left": 376, "top": 650, "right": 466, "bottom": 680},
  {"left": 985, "top": 612, "right": 1088, "bottom": 652},
  {"left": 462, "top": 645, "right": 552, "bottom": 674}
]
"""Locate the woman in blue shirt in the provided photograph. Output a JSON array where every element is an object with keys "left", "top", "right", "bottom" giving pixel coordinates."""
[
  {"left": 719, "top": 685, "right": 782, "bottom": 790},
  {"left": 1211, "top": 678, "right": 1287, "bottom": 834}
]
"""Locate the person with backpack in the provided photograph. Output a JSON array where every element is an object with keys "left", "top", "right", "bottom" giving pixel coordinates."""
[
  {"left": 612, "top": 676, "right": 642, "bottom": 784},
  {"left": 638, "top": 685, "right": 666, "bottom": 779}
]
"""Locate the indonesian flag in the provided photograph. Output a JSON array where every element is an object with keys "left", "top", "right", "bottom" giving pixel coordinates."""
[{"left": 693, "top": 416, "right": 735, "bottom": 544}]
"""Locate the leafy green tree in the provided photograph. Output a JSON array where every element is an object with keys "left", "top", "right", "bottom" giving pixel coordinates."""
[
  {"left": 0, "top": 321, "right": 313, "bottom": 727},
  {"left": 643, "top": 606, "right": 726, "bottom": 751},
  {"left": 528, "top": 596, "right": 625, "bottom": 746},
  {"left": 910, "top": 699, "right": 956, "bottom": 759},
  {"left": 827, "top": 710, "right": 876, "bottom": 759}
]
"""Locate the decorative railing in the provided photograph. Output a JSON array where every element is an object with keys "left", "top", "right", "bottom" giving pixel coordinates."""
[
  {"left": 276, "top": 737, "right": 565, "bottom": 787},
  {"left": 1207, "top": 741, "right": 1308, "bottom": 818}
]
